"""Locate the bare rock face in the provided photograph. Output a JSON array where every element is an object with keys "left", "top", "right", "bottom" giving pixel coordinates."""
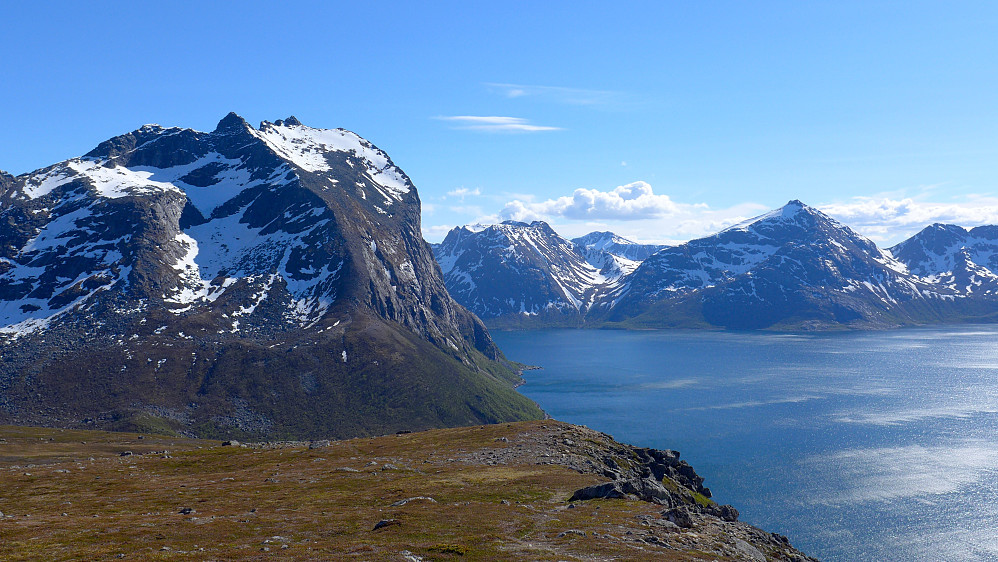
[{"left": 0, "top": 113, "right": 543, "bottom": 438}]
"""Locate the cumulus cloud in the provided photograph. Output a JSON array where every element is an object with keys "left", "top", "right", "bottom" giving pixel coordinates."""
[
  {"left": 422, "top": 224, "right": 455, "bottom": 239},
  {"left": 436, "top": 115, "right": 561, "bottom": 132},
  {"left": 820, "top": 196, "right": 998, "bottom": 243},
  {"left": 446, "top": 187, "right": 481, "bottom": 199},
  {"left": 500, "top": 181, "right": 681, "bottom": 222}
]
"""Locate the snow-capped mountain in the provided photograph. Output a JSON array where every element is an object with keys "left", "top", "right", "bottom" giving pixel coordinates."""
[
  {"left": 0, "top": 113, "right": 541, "bottom": 438},
  {"left": 571, "top": 231, "right": 667, "bottom": 281},
  {"left": 889, "top": 224, "right": 998, "bottom": 296},
  {"left": 433, "top": 221, "right": 608, "bottom": 323},
  {"left": 604, "top": 200, "right": 953, "bottom": 329},
  {"left": 572, "top": 231, "right": 666, "bottom": 262},
  {"left": 431, "top": 222, "right": 670, "bottom": 325}
]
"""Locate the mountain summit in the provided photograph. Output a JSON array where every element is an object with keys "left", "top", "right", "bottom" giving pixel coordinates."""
[
  {"left": 605, "top": 200, "right": 940, "bottom": 329},
  {"left": 0, "top": 114, "right": 542, "bottom": 438}
]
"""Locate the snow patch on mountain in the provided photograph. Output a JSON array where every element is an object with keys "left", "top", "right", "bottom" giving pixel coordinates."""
[{"left": 255, "top": 120, "right": 410, "bottom": 204}]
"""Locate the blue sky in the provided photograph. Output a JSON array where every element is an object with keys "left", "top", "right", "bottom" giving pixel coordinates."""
[{"left": 2, "top": 1, "right": 997, "bottom": 245}]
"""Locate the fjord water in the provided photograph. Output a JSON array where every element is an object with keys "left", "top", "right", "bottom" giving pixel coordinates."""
[{"left": 493, "top": 327, "right": 998, "bottom": 561}]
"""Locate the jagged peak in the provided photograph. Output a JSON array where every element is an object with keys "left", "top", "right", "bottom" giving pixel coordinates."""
[
  {"left": 927, "top": 223, "right": 966, "bottom": 232},
  {"left": 721, "top": 199, "right": 824, "bottom": 234},
  {"left": 779, "top": 199, "right": 808, "bottom": 217},
  {"left": 496, "top": 219, "right": 556, "bottom": 231},
  {"left": 214, "top": 112, "right": 252, "bottom": 134},
  {"left": 266, "top": 116, "right": 304, "bottom": 128},
  {"left": 573, "top": 231, "right": 636, "bottom": 246},
  {"left": 0, "top": 169, "right": 13, "bottom": 194}
]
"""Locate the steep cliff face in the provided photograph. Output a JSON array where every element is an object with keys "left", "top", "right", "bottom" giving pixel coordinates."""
[{"left": 0, "top": 114, "right": 542, "bottom": 438}]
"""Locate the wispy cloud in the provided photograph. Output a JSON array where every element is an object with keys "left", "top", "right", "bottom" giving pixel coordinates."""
[
  {"left": 436, "top": 115, "right": 561, "bottom": 132},
  {"left": 820, "top": 195, "right": 998, "bottom": 244},
  {"left": 486, "top": 82, "right": 622, "bottom": 106}
]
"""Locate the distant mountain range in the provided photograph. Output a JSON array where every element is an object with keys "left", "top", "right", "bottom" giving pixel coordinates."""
[
  {"left": 0, "top": 113, "right": 542, "bottom": 438},
  {"left": 432, "top": 223, "right": 666, "bottom": 327},
  {"left": 434, "top": 201, "right": 998, "bottom": 330}
]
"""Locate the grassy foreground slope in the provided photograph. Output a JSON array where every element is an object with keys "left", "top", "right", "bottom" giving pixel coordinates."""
[{"left": 0, "top": 422, "right": 814, "bottom": 561}]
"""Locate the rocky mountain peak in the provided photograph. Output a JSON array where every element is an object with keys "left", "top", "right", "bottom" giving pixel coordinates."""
[
  {"left": 0, "top": 114, "right": 541, "bottom": 438},
  {"left": 213, "top": 111, "right": 252, "bottom": 134}
]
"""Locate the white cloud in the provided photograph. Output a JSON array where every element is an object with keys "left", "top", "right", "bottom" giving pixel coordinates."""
[
  {"left": 436, "top": 115, "right": 561, "bottom": 132},
  {"left": 485, "top": 83, "right": 621, "bottom": 106},
  {"left": 820, "top": 196, "right": 998, "bottom": 244},
  {"left": 446, "top": 187, "right": 481, "bottom": 199},
  {"left": 499, "top": 181, "right": 681, "bottom": 222},
  {"left": 422, "top": 224, "right": 455, "bottom": 239},
  {"left": 478, "top": 181, "right": 766, "bottom": 245}
]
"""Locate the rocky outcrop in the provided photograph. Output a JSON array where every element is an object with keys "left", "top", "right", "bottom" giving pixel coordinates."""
[{"left": 452, "top": 420, "right": 817, "bottom": 561}]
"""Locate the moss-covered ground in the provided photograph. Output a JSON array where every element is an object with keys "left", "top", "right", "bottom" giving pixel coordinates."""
[{"left": 0, "top": 422, "right": 789, "bottom": 561}]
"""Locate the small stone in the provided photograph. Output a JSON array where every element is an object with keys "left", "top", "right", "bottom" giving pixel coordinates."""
[
  {"left": 221, "top": 440, "right": 239, "bottom": 447},
  {"left": 119, "top": 451, "right": 132, "bottom": 457},
  {"left": 372, "top": 518, "right": 400, "bottom": 531},
  {"left": 160, "top": 546, "right": 171, "bottom": 551},
  {"left": 179, "top": 507, "right": 195, "bottom": 515}
]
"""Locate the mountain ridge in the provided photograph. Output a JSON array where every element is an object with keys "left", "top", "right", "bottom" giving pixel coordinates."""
[{"left": 436, "top": 201, "right": 998, "bottom": 330}]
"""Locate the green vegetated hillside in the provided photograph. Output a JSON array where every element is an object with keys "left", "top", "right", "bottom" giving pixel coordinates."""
[{"left": 0, "top": 421, "right": 816, "bottom": 561}]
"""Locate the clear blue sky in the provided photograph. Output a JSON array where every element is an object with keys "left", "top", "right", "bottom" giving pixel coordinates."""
[{"left": 3, "top": 1, "right": 997, "bottom": 245}]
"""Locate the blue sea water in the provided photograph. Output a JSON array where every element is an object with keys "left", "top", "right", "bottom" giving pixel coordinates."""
[{"left": 492, "top": 327, "right": 998, "bottom": 561}]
